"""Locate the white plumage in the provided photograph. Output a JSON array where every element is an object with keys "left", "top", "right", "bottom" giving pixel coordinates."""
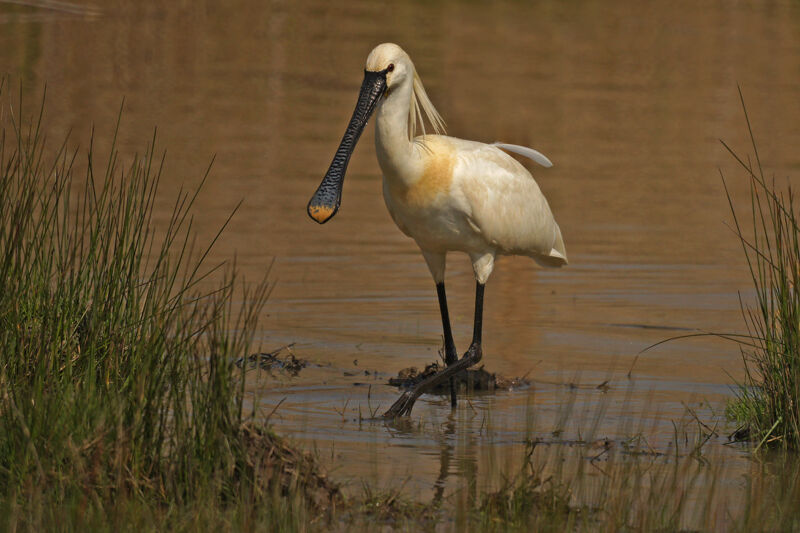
[{"left": 368, "top": 43, "right": 567, "bottom": 285}]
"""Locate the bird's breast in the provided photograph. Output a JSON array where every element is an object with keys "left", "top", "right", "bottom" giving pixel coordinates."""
[
  {"left": 385, "top": 150, "right": 455, "bottom": 211},
  {"left": 382, "top": 150, "right": 484, "bottom": 252}
]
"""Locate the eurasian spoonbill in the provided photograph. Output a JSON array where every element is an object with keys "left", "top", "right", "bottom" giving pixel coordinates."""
[{"left": 308, "top": 43, "right": 567, "bottom": 417}]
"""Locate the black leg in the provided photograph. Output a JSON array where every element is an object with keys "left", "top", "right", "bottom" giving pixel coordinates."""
[
  {"left": 465, "top": 282, "right": 485, "bottom": 360},
  {"left": 436, "top": 282, "right": 458, "bottom": 408},
  {"left": 384, "top": 282, "right": 486, "bottom": 419}
]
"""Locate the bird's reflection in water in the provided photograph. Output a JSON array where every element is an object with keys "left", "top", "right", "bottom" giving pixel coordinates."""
[
  {"left": 385, "top": 395, "right": 487, "bottom": 506},
  {"left": 432, "top": 414, "right": 455, "bottom": 506}
]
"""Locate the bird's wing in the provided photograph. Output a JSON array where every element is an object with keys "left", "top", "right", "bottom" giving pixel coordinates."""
[
  {"left": 492, "top": 142, "right": 553, "bottom": 168},
  {"left": 451, "top": 142, "right": 566, "bottom": 265}
]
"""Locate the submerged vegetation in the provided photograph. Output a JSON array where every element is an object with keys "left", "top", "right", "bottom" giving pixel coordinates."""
[
  {"left": 329, "top": 401, "right": 800, "bottom": 532},
  {"left": 723, "top": 93, "right": 800, "bottom": 450}
]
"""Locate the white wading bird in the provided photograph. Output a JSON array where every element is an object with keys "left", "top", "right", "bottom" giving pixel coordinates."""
[{"left": 308, "top": 43, "right": 567, "bottom": 417}]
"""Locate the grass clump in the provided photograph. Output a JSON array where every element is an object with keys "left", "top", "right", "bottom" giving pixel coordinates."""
[
  {"left": 475, "top": 446, "right": 574, "bottom": 531},
  {"left": 722, "top": 91, "right": 800, "bottom": 450},
  {"left": 0, "top": 87, "right": 337, "bottom": 528}
]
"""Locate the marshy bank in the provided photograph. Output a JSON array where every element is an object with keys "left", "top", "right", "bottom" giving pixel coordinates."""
[{"left": 0, "top": 91, "right": 336, "bottom": 529}]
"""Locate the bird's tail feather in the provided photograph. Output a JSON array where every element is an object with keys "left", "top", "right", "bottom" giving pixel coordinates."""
[{"left": 532, "top": 223, "right": 568, "bottom": 268}]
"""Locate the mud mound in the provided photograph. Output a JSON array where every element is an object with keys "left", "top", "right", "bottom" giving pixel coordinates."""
[
  {"left": 388, "top": 362, "right": 529, "bottom": 393},
  {"left": 238, "top": 422, "right": 341, "bottom": 510},
  {"left": 236, "top": 343, "right": 307, "bottom": 376}
]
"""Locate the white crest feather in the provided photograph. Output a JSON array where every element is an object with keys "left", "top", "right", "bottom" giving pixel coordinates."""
[
  {"left": 492, "top": 142, "right": 553, "bottom": 168},
  {"left": 408, "top": 71, "right": 446, "bottom": 141}
]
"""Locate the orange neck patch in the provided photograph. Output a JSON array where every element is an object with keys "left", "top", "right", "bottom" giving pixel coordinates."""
[{"left": 389, "top": 145, "right": 454, "bottom": 209}]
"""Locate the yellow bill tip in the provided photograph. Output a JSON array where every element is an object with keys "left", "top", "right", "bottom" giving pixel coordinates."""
[{"left": 308, "top": 204, "right": 335, "bottom": 224}]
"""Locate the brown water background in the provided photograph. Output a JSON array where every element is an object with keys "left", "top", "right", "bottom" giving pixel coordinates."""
[{"left": 2, "top": 0, "right": 800, "bottom": 502}]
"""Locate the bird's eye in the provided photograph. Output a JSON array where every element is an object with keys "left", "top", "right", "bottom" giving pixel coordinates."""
[{"left": 387, "top": 64, "right": 395, "bottom": 72}]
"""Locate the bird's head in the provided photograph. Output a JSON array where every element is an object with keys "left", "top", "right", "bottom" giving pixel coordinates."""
[
  {"left": 365, "top": 43, "right": 413, "bottom": 93},
  {"left": 307, "top": 43, "right": 444, "bottom": 224},
  {"left": 307, "top": 43, "right": 408, "bottom": 224}
]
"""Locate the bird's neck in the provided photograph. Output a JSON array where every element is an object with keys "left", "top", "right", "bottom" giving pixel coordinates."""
[{"left": 375, "top": 83, "right": 421, "bottom": 184}]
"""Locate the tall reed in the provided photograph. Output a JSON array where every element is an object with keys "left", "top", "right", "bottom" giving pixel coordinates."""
[
  {"left": 0, "top": 87, "right": 276, "bottom": 522},
  {"left": 723, "top": 90, "right": 800, "bottom": 449}
]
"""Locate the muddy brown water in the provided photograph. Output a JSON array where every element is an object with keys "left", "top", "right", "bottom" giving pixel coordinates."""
[{"left": 3, "top": 0, "right": 800, "bottom": 507}]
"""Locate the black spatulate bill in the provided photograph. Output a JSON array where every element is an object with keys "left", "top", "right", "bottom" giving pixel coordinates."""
[{"left": 307, "top": 68, "right": 388, "bottom": 224}]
